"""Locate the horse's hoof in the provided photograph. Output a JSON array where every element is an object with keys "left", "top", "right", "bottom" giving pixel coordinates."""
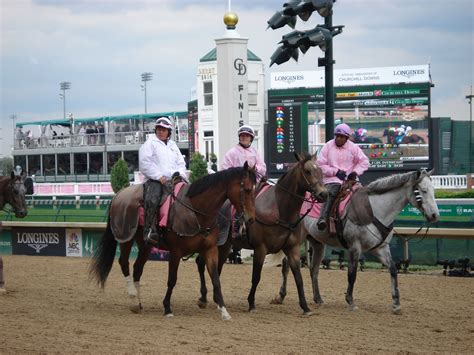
[
  {"left": 392, "top": 305, "right": 402, "bottom": 315},
  {"left": 349, "top": 304, "right": 359, "bottom": 311},
  {"left": 165, "top": 313, "right": 174, "bottom": 318},
  {"left": 270, "top": 296, "right": 283, "bottom": 305},
  {"left": 249, "top": 308, "right": 257, "bottom": 313},
  {"left": 197, "top": 299, "right": 208, "bottom": 309},
  {"left": 0, "top": 288, "right": 6, "bottom": 294},
  {"left": 222, "top": 314, "right": 232, "bottom": 321},
  {"left": 302, "top": 310, "right": 314, "bottom": 317},
  {"left": 129, "top": 305, "right": 142, "bottom": 314}
]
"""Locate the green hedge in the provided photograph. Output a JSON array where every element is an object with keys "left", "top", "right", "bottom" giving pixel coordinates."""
[{"left": 434, "top": 190, "right": 474, "bottom": 198}]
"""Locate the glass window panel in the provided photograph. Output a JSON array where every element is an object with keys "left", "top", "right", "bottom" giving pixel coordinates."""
[
  {"left": 42, "top": 154, "right": 55, "bottom": 176},
  {"left": 89, "top": 152, "right": 103, "bottom": 174},
  {"left": 74, "top": 153, "right": 87, "bottom": 174},
  {"left": 57, "top": 154, "right": 70, "bottom": 175}
]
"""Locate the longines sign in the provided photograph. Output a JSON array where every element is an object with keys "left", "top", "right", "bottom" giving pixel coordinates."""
[
  {"left": 12, "top": 227, "right": 66, "bottom": 256},
  {"left": 270, "top": 64, "right": 430, "bottom": 89}
]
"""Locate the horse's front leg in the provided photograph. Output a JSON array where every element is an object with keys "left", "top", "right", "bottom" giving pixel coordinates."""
[
  {"left": 247, "top": 246, "right": 266, "bottom": 312},
  {"left": 163, "top": 251, "right": 181, "bottom": 317},
  {"left": 345, "top": 244, "right": 361, "bottom": 311},
  {"left": 195, "top": 255, "right": 208, "bottom": 309},
  {"left": 203, "top": 245, "right": 231, "bottom": 321},
  {"left": 308, "top": 237, "right": 326, "bottom": 305},
  {"left": 271, "top": 255, "right": 289, "bottom": 305},
  {"left": 371, "top": 244, "right": 401, "bottom": 314},
  {"left": 285, "top": 245, "right": 312, "bottom": 315}
]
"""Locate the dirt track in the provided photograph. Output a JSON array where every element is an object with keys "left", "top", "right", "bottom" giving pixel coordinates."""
[{"left": 0, "top": 255, "right": 472, "bottom": 353}]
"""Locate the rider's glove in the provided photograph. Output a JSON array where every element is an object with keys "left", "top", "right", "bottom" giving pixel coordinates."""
[
  {"left": 347, "top": 172, "right": 358, "bottom": 181},
  {"left": 336, "top": 170, "right": 347, "bottom": 181}
]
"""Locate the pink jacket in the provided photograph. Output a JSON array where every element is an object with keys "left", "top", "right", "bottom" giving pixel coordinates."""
[
  {"left": 317, "top": 139, "right": 369, "bottom": 185},
  {"left": 221, "top": 144, "right": 267, "bottom": 180}
]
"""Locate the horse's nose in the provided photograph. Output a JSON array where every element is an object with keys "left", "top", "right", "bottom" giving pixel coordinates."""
[
  {"left": 16, "top": 211, "right": 27, "bottom": 218},
  {"left": 430, "top": 213, "right": 439, "bottom": 223}
]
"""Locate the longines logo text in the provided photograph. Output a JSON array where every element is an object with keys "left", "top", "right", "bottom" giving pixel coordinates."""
[
  {"left": 274, "top": 75, "right": 304, "bottom": 84},
  {"left": 393, "top": 69, "right": 425, "bottom": 79},
  {"left": 16, "top": 232, "right": 60, "bottom": 253}
]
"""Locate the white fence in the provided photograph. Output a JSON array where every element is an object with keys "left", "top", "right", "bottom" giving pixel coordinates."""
[
  {"left": 29, "top": 174, "right": 471, "bottom": 197},
  {"left": 431, "top": 175, "right": 471, "bottom": 189}
]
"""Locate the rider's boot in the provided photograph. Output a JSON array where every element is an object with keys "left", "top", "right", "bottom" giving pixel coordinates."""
[
  {"left": 143, "top": 180, "right": 163, "bottom": 245},
  {"left": 317, "top": 183, "right": 340, "bottom": 231}
]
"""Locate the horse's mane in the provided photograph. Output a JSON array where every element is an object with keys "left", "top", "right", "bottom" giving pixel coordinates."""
[
  {"left": 367, "top": 171, "right": 417, "bottom": 194},
  {"left": 186, "top": 167, "right": 255, "bottom": 198}
]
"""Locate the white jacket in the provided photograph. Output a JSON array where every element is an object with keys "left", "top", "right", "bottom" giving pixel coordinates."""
[{"left": 139, "top": 135, "right": 187, "bottom": 182}]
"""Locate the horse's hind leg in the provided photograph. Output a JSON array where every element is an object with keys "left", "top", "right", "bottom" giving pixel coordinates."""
[
  {"left": 308, "top": 238, "right": 326, "bottom": 305},
  {"left": 345, "top": 244, "right": 361, "bottom": 311},
  {"left": 195, "top": 255, "right": 208, "bottom": 308},
  {"left": 371, "top": 244, "right": 401, "bottom": 314},
  {"left": 119, "top": 240, "right": 142, "bottom": 312},
  {"left": 271, "top": 256, "right": 289, "bottom": 305},
  {"left": 131, "top": 234, "right": 152, "bottom": 312}
]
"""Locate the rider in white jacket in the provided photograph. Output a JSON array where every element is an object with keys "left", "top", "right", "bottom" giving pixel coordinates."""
[{"left": 139, "top": 117, "right": 187, "bottom": 244}]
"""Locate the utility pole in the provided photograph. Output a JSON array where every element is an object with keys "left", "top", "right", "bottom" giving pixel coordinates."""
[
  {"left": 141, "top": 72, "right": 153, "bottom": 113},
  {"left": 466, "top": 86, "right": 473, "bottom": 173},
  {"left": 59, "top": 82, "right": 71, "bottom": 120}
]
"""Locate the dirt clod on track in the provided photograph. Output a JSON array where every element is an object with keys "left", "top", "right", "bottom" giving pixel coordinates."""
[{"left": 0, "top": 255, "right": 472, "bottom": 353}]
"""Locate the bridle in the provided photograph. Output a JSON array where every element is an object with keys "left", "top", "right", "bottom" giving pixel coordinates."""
[{"left": 168, "top": 172, "right": 254, "bottom": 237}]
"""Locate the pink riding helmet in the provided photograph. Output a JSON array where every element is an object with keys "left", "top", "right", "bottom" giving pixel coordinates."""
[{"left": 334, "top": 123, "right": 352, "bottom": 137}]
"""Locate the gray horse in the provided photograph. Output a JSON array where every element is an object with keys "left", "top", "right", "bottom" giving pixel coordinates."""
[{"left": 273, "top": 169, "right": 439, "bottom": 314}]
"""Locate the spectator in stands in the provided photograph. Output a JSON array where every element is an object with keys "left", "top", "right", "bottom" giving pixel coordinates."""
[{"left": 139, "top": 117, "right": 187, "bottom": 245}]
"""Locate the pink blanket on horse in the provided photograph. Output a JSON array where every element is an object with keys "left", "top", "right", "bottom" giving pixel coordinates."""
[
  {"left": 138, "top": 182, "right": 186, "bottom": 227},
  {"left": 300, "top": 190, "right": 352, "bottom": 218}
]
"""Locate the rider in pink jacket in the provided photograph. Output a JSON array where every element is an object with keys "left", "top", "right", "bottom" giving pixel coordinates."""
[
  {"left": 316, "top": 123, "right": 369, "bottom": 231},
  {"left": 221, "top": 125, "right": 266, "bottom": 180}
]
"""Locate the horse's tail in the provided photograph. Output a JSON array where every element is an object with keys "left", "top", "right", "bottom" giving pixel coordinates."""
[{"left": 89, "top": 216, "right": 117, "bottom": 289}]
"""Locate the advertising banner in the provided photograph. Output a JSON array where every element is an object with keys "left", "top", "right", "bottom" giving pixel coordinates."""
[
  {"left": 12, "top": 227, "right": 66, "bottom": 256},
  {"left": 65, "top": 228, "right": 83, "bottom": 257}
]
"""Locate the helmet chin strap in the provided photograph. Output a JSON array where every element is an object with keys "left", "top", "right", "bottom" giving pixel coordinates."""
[{"left": 239, "top": 142, "right": 251, "bottom": 149}]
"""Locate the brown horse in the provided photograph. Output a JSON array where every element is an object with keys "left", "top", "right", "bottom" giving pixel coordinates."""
[
  {"left": 0, "top": 169, "right": 29, "bottom": 293},
  {"left": 196, "top": 153, "right": 328, "bottom": 315},
  {"left": 90, "top": 163, "right": 257, "bottom": 320},
  {"left": 0, "top": 170, "right": 28, "bottom": 219}
]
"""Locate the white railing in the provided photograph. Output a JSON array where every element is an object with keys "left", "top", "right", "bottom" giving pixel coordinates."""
[{"left": 431, "top": 175, "right": 470, "bottom": 189}]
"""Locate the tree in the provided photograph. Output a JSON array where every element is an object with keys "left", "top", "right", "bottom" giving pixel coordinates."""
[
  {"left": 110, "top": 158, "right": 130, "bottom": 193},
  {"left": 189, "top": 152, "right": 208, "bottom": 183},
  {"left": 0, "top": 157, "right": 14, "bottom": 176}
]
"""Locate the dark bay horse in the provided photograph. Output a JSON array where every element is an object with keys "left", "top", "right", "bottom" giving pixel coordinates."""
[
  {"left": 0, "top": 170, "right": 28, "bottom": 219},
  {"left": 0, "top": 169, "right": 28, "bottom": 293},
  {"left": 275, "top": 169, "right": 439, "bottom": 314},
  {"left": 90, "top": 164, "right": 256, "bottom": 320},
  {"left": 196, "top": 153, "right": 328, "bottom": 315}
]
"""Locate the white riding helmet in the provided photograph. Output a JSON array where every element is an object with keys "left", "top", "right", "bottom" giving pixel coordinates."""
[
  {"left": 238, "top": 125, "right": 255, "bottom": 139},
  {"left": 155, "top": 117, "right": 173, "bottom": 130}
]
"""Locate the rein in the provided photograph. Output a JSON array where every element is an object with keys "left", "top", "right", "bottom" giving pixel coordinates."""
[{"left": 166, "top": 176, "right": 249, "bottom": 237}]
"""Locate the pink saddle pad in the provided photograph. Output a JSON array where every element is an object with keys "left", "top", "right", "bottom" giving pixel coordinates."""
[
  {"left": 300, "top": 190, "right": 352, "bottom": 219},
  {"left": 138, "top": 182, "right": 186, "bottom": 227}
]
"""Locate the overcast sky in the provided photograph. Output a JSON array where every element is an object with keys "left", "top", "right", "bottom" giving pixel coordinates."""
[{"left": 1, "top": 0, "right": 473, "bottom": 157}]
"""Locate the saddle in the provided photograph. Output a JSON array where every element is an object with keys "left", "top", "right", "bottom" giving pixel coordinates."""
[{"left": 330, "top": 181, "right": 393, "bottom": 249}]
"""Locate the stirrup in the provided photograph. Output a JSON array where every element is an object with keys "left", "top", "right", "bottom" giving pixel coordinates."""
[{"left": 144, "top": 229, "right": 160, "bottom": 245}]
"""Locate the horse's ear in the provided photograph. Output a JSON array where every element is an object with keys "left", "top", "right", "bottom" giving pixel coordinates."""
[
  {"left": 243, "top": 161, "right": 249, "bottom": 171},
  {"left": 427, "top": 169, "right": 434, "bottom": 176},
  {"left": 10, "top": 171, "right": 15, "bottom": 179},
  {"left": 294, "top": 152, "right": 303, "bottom": 162}
]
